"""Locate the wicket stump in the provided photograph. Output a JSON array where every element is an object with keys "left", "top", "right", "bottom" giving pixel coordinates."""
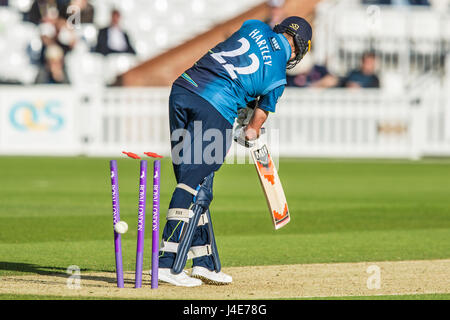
[
  {"left": 135, "top": 160, "right": 148, "bottom": 288},
  {"left": 110, "top": 160, "right": 124, "bottom": 288},
  {"left": 109, "top": 157, "right": 161, "bottom": 289},
  {"left": 151, "top": 160, "right": 160, "bottom": 289}
]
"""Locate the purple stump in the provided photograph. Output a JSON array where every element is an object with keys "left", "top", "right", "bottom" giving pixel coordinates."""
[
  {"left": 110, "top": 160, "right": 124, "bottom": 288},
  {"left": 151, "top": 160, "right": 161, "bottom": 289},
  {"left": 135, "top": 160, "right": 148, "bottom": 288}
]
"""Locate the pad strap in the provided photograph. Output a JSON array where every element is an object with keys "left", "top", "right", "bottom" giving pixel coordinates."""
[
  {"left": 160, "top": 241, "right": 212, "bottom": 259},
  {"left": 167, "top": 208, "right": 209, "bottom": 225},
  {"left": 176, "top": 183, "right": 198, "bottom": 196}
]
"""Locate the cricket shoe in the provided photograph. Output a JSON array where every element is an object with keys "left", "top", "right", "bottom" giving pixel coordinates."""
[
  {"left": 151, "top": 268, "right": 203, "bottom": 287},
  {"left": 191, "top": 266, "right": 232, "bottom": 285}
]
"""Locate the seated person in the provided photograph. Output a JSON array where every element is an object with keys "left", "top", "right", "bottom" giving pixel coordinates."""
[
  {"left": 95, "top": 9, "right": 136, "bottom": 56},
  {"left": 27, "top": 0, "right": 67, "bottom": 25},
  {"left": 339, "top": 52, "right": 380, "bottom": 88},
  {"left": 35, "top": 44, "right": 70, "bottom": 84},
  {"left": 286, "top": 54, "right": 338, "bottom": 88}
]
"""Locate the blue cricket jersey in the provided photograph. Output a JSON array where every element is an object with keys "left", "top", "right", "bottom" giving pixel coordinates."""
[{"left": 173, "top": 19, "right": 291, "bottom": 125}]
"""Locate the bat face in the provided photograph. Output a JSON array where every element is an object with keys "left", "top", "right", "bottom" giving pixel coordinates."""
[{"left": 251, "top": 144, "right": 290, "bottom": 229}]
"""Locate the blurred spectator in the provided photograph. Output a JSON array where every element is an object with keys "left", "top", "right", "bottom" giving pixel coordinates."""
[
  {"left": 95, "top": 9, "right": 136, "bottom": 56},
  {"left": 39, "top": 16, "right": 77, "bottom": 65},
  {"left": 339, "top": 52, "right": 380, "bottom": 88},
  {"left": 67, "top": 0, "right": 94, "bottom": 24},
  {"left": 0, "top": 0, "right": 8, "bottom": 6},
  {"left": 54, "top": 17, "right": 77, "bottom": 52},
  {"left": 265, "top": 0, "right": 285, "bottom": 28},
  {"left": 27, "top": 0, "right": 68, "bottom": 25},
  {"left": 362, "top": 0, "right": 430, "bottom": 5},
  {"left": 26, "top": 0, "right": 77, "bottom": 67},
  {"left": 35, "top": 44, "right": 70, "bottom": 84},
  {"left": 286, "top": 54, "right": 338, "bottom": 88}
]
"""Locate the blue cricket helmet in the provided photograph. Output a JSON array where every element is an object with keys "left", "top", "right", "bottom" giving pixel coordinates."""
[{"left": 273, "top": 16, "right": 312, "bottom": 69}]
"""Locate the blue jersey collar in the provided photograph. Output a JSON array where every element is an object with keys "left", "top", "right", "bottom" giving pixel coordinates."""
[{"left": 277, "top": 33, "right": 292, "bottom": 63}]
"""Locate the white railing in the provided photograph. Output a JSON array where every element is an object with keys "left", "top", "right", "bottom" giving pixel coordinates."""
[
  {"left": 85, "top": 87, "right": 172, "bottom": 156},
  {"left": 1, "top": 85, "right": 449, "bottom": 159}
]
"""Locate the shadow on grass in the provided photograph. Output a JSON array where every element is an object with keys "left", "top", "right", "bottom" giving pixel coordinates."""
[{"left": 0, "top": 261, "right": 117, "bottom": 284}]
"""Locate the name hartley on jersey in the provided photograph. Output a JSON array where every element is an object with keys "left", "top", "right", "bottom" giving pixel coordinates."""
[{"left": 248, "top": 28, "right": 274, "bottom": 66}]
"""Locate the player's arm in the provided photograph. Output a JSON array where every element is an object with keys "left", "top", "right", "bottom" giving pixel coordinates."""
[
  {"left": 244, "top": 107, "right": 268, "bottom": 140},
  {"left": 234, "top": 85, "right": 284, "bottom": 147},
  {"left": 245, "top": 85, "right": 284, "bottom": 140}
]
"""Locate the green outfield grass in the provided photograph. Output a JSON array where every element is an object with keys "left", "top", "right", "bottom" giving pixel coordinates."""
[{"left": 0, "top": 156, "right": 449, "bottom": 278}]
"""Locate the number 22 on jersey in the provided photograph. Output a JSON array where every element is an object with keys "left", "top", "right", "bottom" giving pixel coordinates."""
[{"left": 211, "top": 38, "right": 260, "bottom": 79}]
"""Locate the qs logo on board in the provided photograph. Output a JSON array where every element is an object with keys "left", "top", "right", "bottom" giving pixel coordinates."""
[{"left": 9, "top": 100, "right": 64, "bottom": 131}]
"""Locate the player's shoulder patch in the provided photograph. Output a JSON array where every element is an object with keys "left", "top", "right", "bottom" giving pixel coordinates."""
[{"left": 269, "top": 37, "right": 281, "bottom": 51}]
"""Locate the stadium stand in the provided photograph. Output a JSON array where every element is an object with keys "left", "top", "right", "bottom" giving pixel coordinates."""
[
  {"left": 0, "top": 0, "right": 265, "bottom": 85},
  {"left": 2, "top": 0, "right": 447, "bottom": 88},
  {"left": 119, "top": 0, "right": 320, "bottom": 86},
  {"left": 314, "top": 0, "right": 450, "bottom": 91}
]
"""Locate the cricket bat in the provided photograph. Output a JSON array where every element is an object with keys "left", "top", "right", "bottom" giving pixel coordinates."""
[{"left": 250, "top": 143, "right": 290, "bottom": 229}]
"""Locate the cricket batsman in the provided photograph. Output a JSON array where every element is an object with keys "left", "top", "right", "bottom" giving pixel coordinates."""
[{"left": 155, "top": 16, "right": 312, "bottom": 286}]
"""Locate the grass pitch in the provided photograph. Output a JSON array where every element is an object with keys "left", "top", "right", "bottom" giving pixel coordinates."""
[{"left": 0, "top": 156, "right": 449, "bottom": 299}]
